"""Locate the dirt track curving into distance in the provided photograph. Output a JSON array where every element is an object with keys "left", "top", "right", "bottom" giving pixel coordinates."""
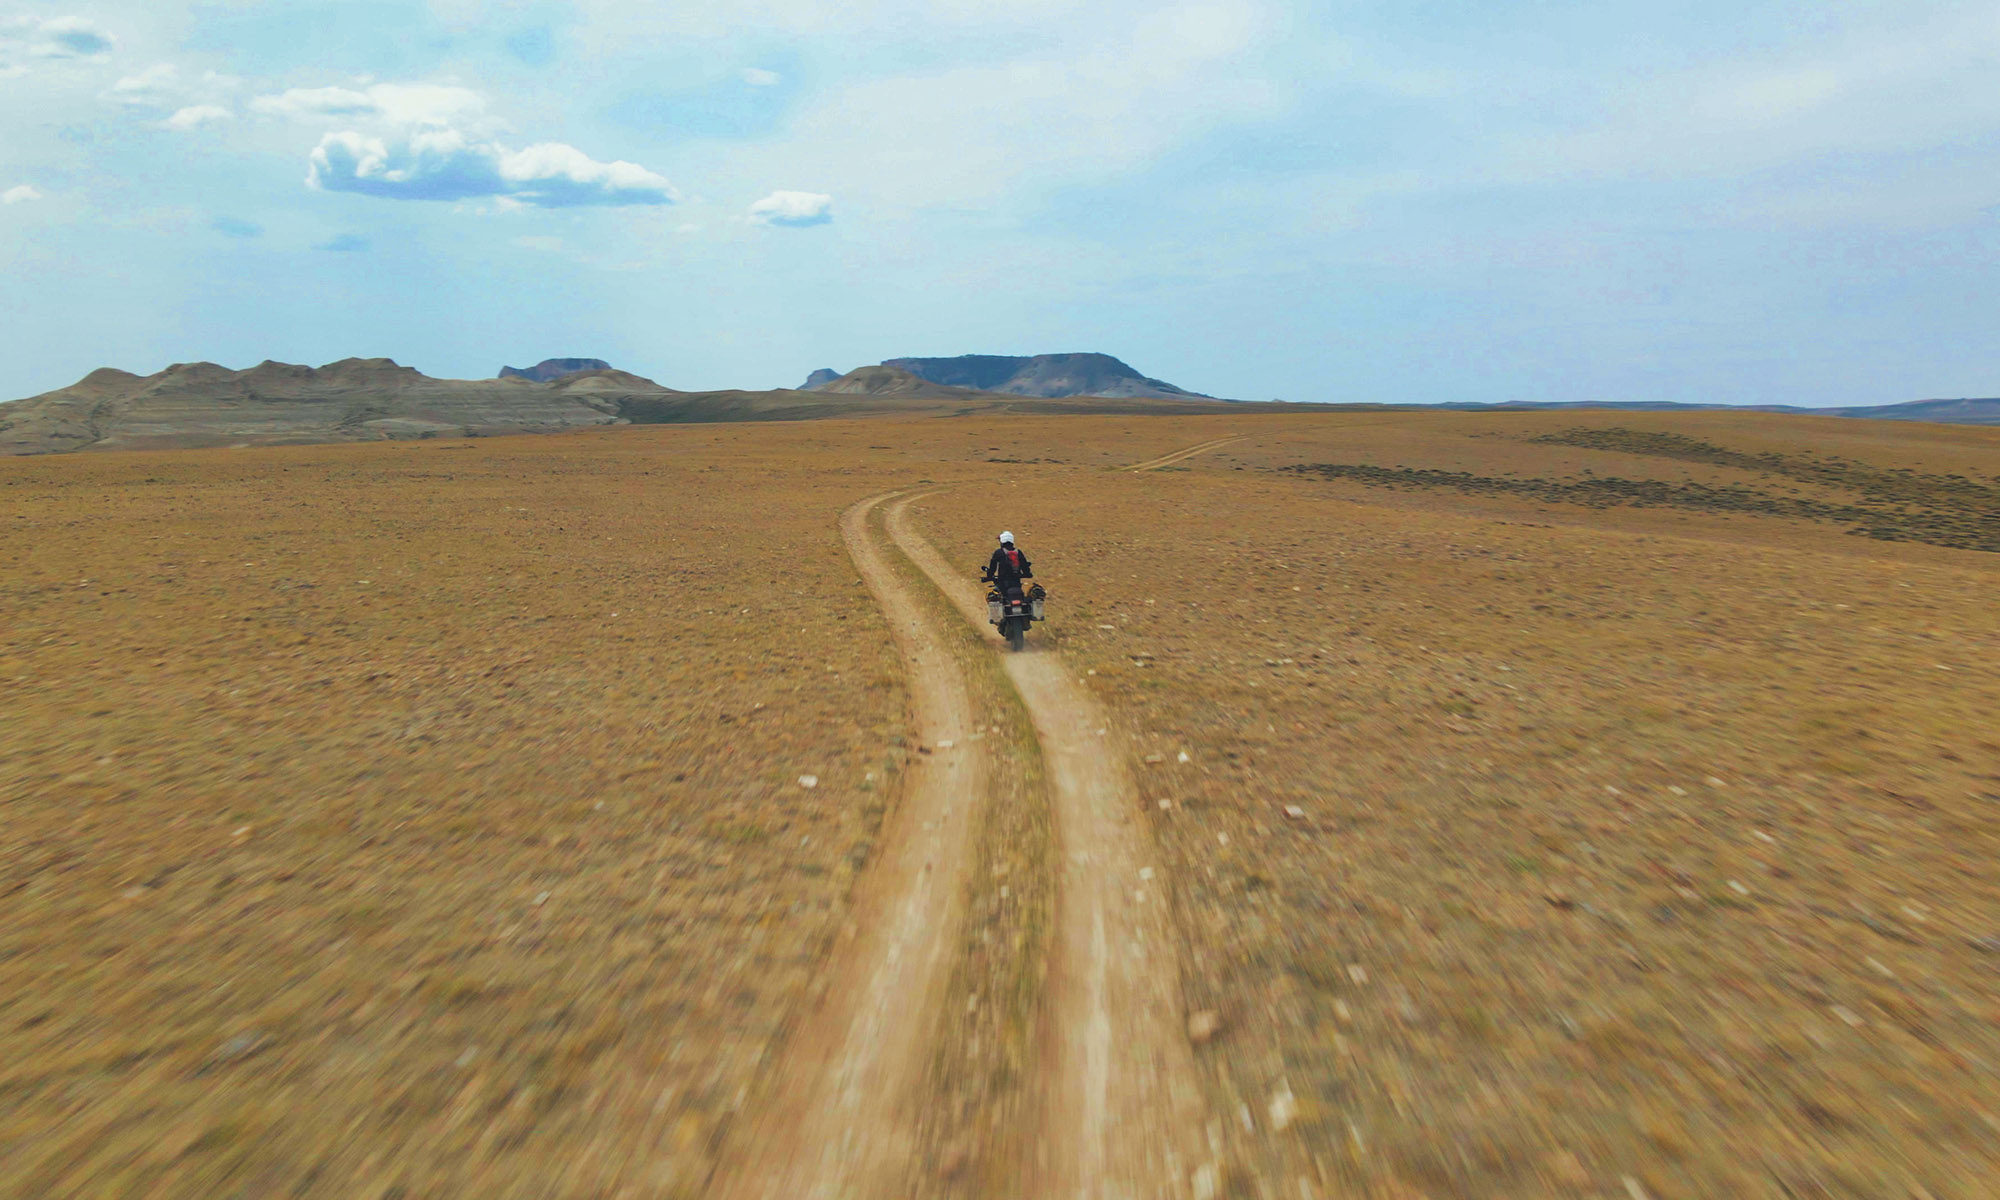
[
  {"left": 709, "top": 492, "right": 991, "bottom": 1200},
  {"left": 716, "top": 436, "right": 1238, "bottom": 1198},
  {"left": 885, "top": 492, "right": 1215, "bottom": 1200}
]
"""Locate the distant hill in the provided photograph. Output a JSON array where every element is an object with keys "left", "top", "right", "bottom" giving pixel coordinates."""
[
  {"left": 0, "top": 358, "right": 1237, "bottom": 454},
  {"left": 499, "top": 358, "right": 614, "bottom": 382},
  {"left": 8, "top": 354, "right": 1993, "bottom": 456},
  {"left": 1825, "top": 397, "right": 2000, "bottom": 424},
  {"left": 875, "top": 353, "right": 1209, "bottom": 399},
  {"left": 808, "top": 366, "right": 982, "bottom": 399},
  {"left": 800, "top": 368, "right": 840, "bottom": 389},
  {"left": 0, "top": 359, "right": 673, "bottom": 454}
]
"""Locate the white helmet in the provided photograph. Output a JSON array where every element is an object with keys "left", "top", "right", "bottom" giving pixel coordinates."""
[{"left": 999, "top": 531, "right": 1015, "bottom": 545}]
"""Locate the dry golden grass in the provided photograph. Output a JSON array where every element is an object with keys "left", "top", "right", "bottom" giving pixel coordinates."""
[
  {"left": 912, "top": 409, "right": 2000, "bottom": 1198},
  {"left": 5, "top": 409, "right": 1997, "bottom": 1198},
  {"left": 0, "top": 427, "right": 932, "bottom": 1198}
]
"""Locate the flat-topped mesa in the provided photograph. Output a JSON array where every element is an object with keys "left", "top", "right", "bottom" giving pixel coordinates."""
[
  {"left": 499, "top": 358, "right": 613, "bottom": 383},
  {"left": 880, "top": 352, "right": 1206, "bottom": 399}
]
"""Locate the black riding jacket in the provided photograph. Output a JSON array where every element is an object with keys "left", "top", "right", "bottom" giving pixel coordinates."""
[{"left": 984, "top": 546, "right": 1034, "bottom": 589}]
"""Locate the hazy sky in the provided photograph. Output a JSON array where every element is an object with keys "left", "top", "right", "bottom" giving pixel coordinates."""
[{"left": 4, "top": 1, "right": 1998, "bottom": 405}]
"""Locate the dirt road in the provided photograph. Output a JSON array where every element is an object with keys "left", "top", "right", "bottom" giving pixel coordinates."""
[
  {"left": 710, "top": 492, "right": 991, "bottom": 1199},
  {"left": 885, "top": 498, "right": 1215, "bottom": 1198},
  {"left": 717, "top": 438, "right": 1238, "bottom": 1197}
]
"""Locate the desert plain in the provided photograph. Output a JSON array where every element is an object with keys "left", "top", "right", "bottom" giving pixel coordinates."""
[{"left": 3, "top": 408, "right": 1998, "bottom": 1199}]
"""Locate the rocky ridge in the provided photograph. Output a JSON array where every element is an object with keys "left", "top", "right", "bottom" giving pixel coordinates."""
[{"left": 0, "top": 359, "right": 669, "bottom": 455}]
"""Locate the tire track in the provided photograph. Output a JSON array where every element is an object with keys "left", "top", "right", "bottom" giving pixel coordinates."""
[
  {"left": 709, "top": 491, "right": 990, "bottom": 1200},
  {"left": 1120, "top": 436, "right": 1244, "bottom": 473},
  {"left": 884, "top": 495, "right": 1215, "bottom": 1200}
]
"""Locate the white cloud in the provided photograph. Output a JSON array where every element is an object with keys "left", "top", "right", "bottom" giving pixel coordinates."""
[
  {"left": 109, "top": 64, "right": 182, "bottom": 107},
  {"left": 709, "top": 0, "right": 1288, "bottom": 211},
  {"left": 253, "top": 83, "right": 487, "bottom": 128},
  {"left": 1502, "top": 8, "right": 2000, "bottom": 188},
  {"left": 309, "top": 129, "right": 678, "bottom": 206},
  {"left": 3, "top": 185, "right": 43, "bottom": 205},
  {"left": 105, "top": 64, "right": 243, "bottom": 115},
  {"left": 0, "top": 16, "right": 113, "bottom": 65},
  {"left": 749, "top": 190, "right": 833, "bottom": 227},
  {"left": 263, "top": 78, "right": 674, "bottom": 207},
  {"left": 429, "top": 1, "right": 1317, "bottom": 224},
  {"left": 253, "top": 86, "right": 374, "bottom": 119},
  {"left": 501, "top": 142, "right": 676, "bottom": 203},
  {"left": 165, "top": 104, "right": 233, "bottom": 130},
  {"left": 35, "top": 16, "right": 112, "bottom": 58},
  {"left": 741, "top": 67, "right": 781, "bottom": 86}
]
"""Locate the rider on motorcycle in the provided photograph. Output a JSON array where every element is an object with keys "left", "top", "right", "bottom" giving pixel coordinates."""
[{"left": 982, "top": 531, "right": 1033, "bottom": 597}]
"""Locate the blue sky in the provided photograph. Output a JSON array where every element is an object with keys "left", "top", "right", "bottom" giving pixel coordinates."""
[{"left": 3, "top": 0, "right": 1997, "bottom": 405}]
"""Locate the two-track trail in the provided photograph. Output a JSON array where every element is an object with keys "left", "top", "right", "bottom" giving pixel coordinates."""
[
  {"left": 1119, "top": 435, "right": 1243, "bottom": 473},
  {"left": 712, "top": 436, "right": 1236, "bottom": 1198},
  {"left": 885, "top": 495, "right": 1214, "bottom": 1200},
  {"left": 709, "top": 491, "right": 990, "bottom": 1200}
]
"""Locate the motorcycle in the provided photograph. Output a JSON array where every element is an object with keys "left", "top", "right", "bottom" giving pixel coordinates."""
[{"left": 984, "top": 579, "right": 1047, "bottom": 651}]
